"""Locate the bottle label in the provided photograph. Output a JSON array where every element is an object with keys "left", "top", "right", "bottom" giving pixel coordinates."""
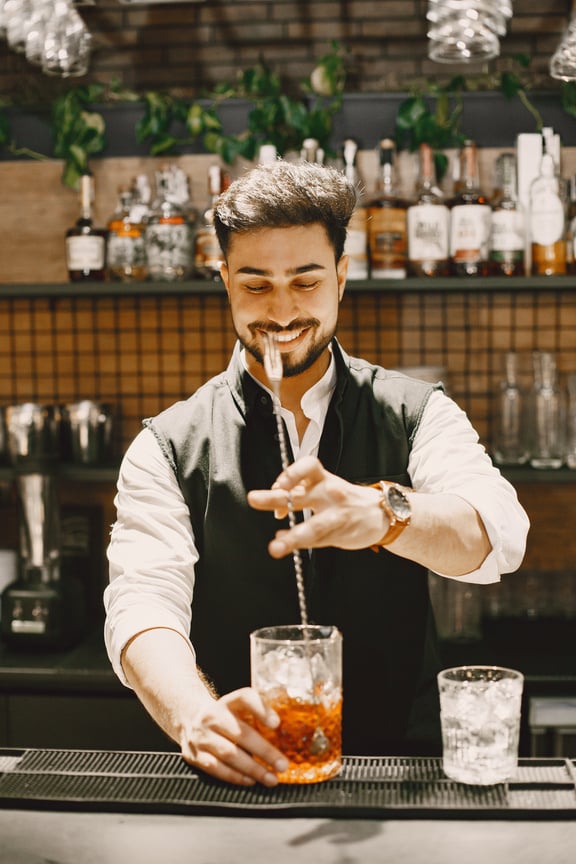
[
  {"left": 194, "top": 227, "right": 224, "bottom": 273},
  {"left": 344, "top": 207, "right": 368, "bottom": 280},
  {"left": 490, "top": 210, "right": 525, "bottom": 255},
  {"left": 66, "top": 235, "right": 106, "bottom": 270},
  {"left": 146, "top": 223, "right": 192, "bottom": 277},
  {"left": 530, "top": 192, "right": 564, "bottom": 245},
  {"left": 450, "top": 204, "right": 491, "bottom": 261},
  {"left": 407, "top": 203, "right": 449, "bottom": 262},
  {"left": 107, "top": 234, "right": 147, "bottom": 268},
  {"left": 368, "top": 206, "right": 407, "bottom": 277}
]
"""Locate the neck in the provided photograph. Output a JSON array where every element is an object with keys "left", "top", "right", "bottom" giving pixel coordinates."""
[{"left": 248, "top": 346, "right": 331, "bottom": 413}]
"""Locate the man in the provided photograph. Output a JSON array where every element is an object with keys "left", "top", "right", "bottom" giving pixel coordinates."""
[{"left": 104, "top": 159, "right": 529, "bottom": 789}]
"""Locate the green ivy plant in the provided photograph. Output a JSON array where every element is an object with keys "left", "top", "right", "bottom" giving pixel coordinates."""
[
  {"left": 0, "top": 45, "right": 572, "bottom": 191},
  {"left": 394, "top": 55, "right": 544, "bottom": 183},
  {"left": 191, "top": 39, "right": 348, "bottom": 163},
  {"left": 51, "top": 83, "right": 107, "bottom": 188},
  {"left": 395, "top": 78, "right": 467, "bottom": 182}
]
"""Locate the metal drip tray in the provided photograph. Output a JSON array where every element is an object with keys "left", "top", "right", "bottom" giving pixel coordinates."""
[{"left": 0, "top": 749, "right": 575, "bottom": 819}]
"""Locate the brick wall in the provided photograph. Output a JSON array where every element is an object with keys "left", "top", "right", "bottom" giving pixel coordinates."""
[{"left": 0, "top": 0, "right": 572, "bottom": 101}]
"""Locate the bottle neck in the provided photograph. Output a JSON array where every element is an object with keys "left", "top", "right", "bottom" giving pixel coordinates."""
[
  {"left": 416, "top": 144, "right": 437, "bottom": 196},
  {"left": 459, "top": 144, "right": 480, "bottom": 192},
  {"left": 79, "top": 174, "right": 94, "bottom": 221}
]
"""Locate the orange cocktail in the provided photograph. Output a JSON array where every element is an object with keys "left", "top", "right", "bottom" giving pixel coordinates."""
[{"left": 250, "top": 625, "right": 342, "bottom": 784}]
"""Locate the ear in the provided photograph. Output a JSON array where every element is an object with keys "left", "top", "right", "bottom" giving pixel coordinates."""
[
  {"left": 337, "top": 255, "right": 348, "bottom": 302},
  {"left": 220, "top": 261, "right": 231, "bottom": 301}
]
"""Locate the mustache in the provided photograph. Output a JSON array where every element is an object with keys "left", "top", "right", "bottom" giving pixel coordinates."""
[{"left": 248, "top": 319, "right": 320, "bottom": 334}]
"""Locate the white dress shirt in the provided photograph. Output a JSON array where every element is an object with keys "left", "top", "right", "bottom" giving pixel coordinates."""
[{"left": 105, "top": 352, "right": 530, "bottom": 685}]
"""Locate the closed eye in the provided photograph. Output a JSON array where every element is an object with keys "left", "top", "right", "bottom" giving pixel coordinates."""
[{"left": 293, "top": 281, "right": 318, "bottom": 290}]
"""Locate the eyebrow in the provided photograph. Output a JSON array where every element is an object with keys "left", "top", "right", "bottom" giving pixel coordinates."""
[{"left": 235, "top": 264, "right": 326, "bottom": 276}]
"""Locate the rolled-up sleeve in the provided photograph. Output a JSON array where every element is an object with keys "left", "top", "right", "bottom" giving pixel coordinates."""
[
  {"left": 408, "top": 390, "right": 530, "bottom": 584},
  {"left": 104, "top": 428, "right": 199, "bottom": 686}
]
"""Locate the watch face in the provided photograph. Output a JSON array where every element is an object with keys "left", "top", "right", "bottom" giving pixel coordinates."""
[{"left": 388, "top": 486, "right": 411, "bottom": 521}]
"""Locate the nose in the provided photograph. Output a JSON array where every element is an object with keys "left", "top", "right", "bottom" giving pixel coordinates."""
[{"left": 266, "top": 286, "right": 298, "bottom": 328}]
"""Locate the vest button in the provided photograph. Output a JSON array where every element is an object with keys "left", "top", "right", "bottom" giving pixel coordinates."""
[{"left": 260, "top": 395, "right": 268, "bottom": 406}]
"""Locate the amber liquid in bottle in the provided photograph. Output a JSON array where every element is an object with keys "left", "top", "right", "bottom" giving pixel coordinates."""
[
  {"left": 530, "top": 152, "right": 567, "bottom": 276},
  {"left": 66, "top": 173, "right": 107, "bottom": 282},
  {"left": 449, "top": 140, "right": 491, "bottom": 277},
  {"left": 368, "top": 138, "right": 409, "bottom": 279}
]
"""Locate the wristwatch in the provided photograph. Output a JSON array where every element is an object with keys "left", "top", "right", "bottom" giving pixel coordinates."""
[{"left": 370, "top": 481, "right": 412, "bottom": 551}]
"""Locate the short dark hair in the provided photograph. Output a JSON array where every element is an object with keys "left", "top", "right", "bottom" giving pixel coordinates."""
[{"left": 213, "top": 159, "right": 358, "bottom": 261}]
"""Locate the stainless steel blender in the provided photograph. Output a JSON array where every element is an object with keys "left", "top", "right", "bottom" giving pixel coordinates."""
[{"left": 1, "top": 403, "right": 86, "bottom": 649}]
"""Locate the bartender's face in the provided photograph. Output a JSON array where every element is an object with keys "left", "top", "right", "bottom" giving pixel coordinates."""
[{"left": 221, "top": 223, "right": 348, "bottom": 381}]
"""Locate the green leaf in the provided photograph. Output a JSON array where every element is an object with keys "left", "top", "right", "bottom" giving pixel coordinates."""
[
  {"left": 500, "top": 71, "right": 522, "bottom": 100},
  {"left": 561, "top": 81, "right": 576, "bottom": 119},
  {"left": 395, "top": 96, "right": 428, "bottom": 132},
  {"left": 0, "top": 108, "right": 10, "bottom": 147}
]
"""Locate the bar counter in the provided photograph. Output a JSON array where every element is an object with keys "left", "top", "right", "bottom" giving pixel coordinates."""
[
  {"left": 0, "top": 747, "right": 575, "bottom": 864},
  {"left": 1, "top": 809, "right": 576, "bottom": 864}
]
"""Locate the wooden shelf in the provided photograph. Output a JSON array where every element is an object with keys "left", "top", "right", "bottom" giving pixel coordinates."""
[{"left": 0, "top": 275, "right": 576, "bottom": 299}]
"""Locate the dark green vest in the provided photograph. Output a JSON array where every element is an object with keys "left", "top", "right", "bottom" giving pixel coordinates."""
[{"left": 146, "top": 340, "right": 443, "bottom": 755}]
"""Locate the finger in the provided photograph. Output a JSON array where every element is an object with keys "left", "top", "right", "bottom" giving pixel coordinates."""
[
  {"left": 273, "top": 455, "right": 326, "bottom": 492},
  {"left": 247, "top": 485, "right": 307, "bottom": 513},
  {"left": 181, "top": 739, "right": 281, "bottom": 787},
  {"left": 268, "top": 518, "right": 337, "bottom": 557}
]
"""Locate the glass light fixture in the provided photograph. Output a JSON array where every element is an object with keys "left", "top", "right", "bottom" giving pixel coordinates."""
[
  {"left": 427, "top": 0, "right": 512, "bottom": 64},
  {"left": 550, "top": 16, "right": 576, "bottom": 81}
]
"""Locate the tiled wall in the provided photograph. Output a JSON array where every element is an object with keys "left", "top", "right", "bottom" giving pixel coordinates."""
[{"left": 0, "top": 0, "right": 570, "bottom": 98}]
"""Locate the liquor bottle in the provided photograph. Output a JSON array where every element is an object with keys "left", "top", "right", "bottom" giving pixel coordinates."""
[
  {"left": 300, "top": 137, "right": 325, "bottom": 164},
  {"left": 406, "top": 142, "right": 450, "bottom": 277},
  {"left": 65, "top": 173, "right": 107, "bottom": 282},
  {"left": 529, "top": 138, "right": 566, "bottom": 276},
  {"left": 367, "top": 138, "right": 409, "bottom": 279},
  {"left": 565, "top": 174, "right": 576, "bottom": 274},
  {"left": 145, "top": 165, "right": 193, "bottom": 282},
  {"left": 449, "top": 140, "right": 491, "bottom": 277},
  {"left": 341, "top": 138, "right": 369, "bottom": 281},
  {"left": 489, "top": 153, "right": 525, "bottom": 277},
  {"left": 194, "top": 164, "right": 226, "bottom": 280},
  {"left": 106, "top": 186, "right": 149, "bottom": 282},
  {"left": 129, "top": 174, "right": 152, "bottom": 226},
  {"left": 257, "top": 143, "right": 278, "bottom": 165}
]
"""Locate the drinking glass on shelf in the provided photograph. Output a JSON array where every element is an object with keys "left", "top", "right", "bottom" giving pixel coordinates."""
[
  {"left": 492, "top": 351, "right": 530, "bottom": 466},
  {"left": 529, "top": 351, "right": 565, "bottom": 470},
  {"left": 565, "top": 373, "right": 576, "bottom": 469}
]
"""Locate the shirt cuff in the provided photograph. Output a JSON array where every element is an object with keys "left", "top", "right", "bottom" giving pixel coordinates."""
[{"left": 432, "top": 546, "right": 501, "bottom": 585}]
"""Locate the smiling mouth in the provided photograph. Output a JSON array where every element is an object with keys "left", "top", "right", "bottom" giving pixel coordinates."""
[{"left": 273, "top": 329, "right": 305, "bottom": 343}]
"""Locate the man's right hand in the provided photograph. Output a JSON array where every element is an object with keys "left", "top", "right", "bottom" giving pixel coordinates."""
[
  {"left": 121, "top": 628, "right": 289, "bottom": 787},
  {"left": 178, "top": 687, "right": 289, "bottom": 786}
]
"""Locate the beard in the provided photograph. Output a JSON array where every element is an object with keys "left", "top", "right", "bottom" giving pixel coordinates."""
[{"left": 236, "top": 318, "right": 335, "bottom": 378}]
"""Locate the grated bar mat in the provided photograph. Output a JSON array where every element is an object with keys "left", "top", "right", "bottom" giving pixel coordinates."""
[{"left": 0, "top": 749, "right": 575, "bottom": 819}]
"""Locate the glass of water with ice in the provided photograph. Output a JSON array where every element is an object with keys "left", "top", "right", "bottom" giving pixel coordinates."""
[
  {"left": 438, "top": 665, "right": 524, "bottom": 785},
  {"left": 250, "top": 625, "right": 342, "bottom": 784}
]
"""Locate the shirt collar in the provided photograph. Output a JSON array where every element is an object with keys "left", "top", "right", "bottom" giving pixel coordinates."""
[{"left": 239, "top": 345, "right": 337, "bottom": 421}]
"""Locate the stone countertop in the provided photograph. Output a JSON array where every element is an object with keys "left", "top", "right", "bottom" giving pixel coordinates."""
[{"left": 1, "top": 809, "right": 575, "bottom": 864}]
